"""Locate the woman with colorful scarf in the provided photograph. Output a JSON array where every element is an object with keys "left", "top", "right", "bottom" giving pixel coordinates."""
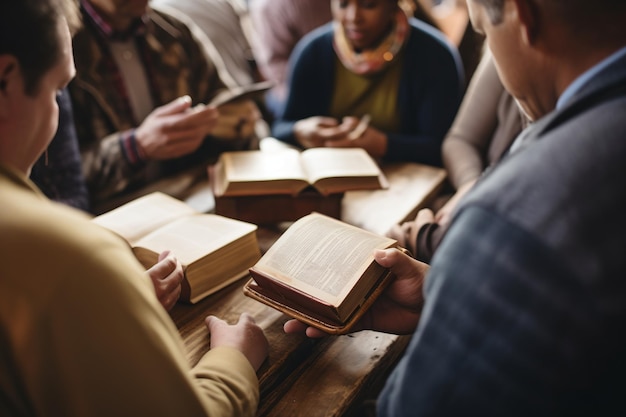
[{"left": 271, "top": 0, "right": 464, "bottom": 166}]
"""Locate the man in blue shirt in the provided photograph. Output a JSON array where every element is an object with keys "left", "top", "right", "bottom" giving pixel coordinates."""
[{"left": 286, "top": 0, "right": 626, "bottom": 415}]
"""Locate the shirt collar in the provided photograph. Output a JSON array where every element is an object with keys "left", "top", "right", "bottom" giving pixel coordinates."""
[
  {"left": 557, "top": 46, "right": 626, "bottom": 110},
  {"left": 81, "top": 0, "right": 148, "bottom": 42}
]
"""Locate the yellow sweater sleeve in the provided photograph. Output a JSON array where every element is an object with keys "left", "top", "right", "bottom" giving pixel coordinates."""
[{"left": 0, "top": 171, "right": 259, "bottom": 417}]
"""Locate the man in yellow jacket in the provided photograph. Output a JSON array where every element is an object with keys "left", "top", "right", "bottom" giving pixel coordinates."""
[{"left": 0, "top": 1, "right": 268, "bottom": 415}]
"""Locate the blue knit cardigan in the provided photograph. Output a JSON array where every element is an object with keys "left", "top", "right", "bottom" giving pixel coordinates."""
[{"left": 271, "top": 19, "right": 465, "bottom": 166}]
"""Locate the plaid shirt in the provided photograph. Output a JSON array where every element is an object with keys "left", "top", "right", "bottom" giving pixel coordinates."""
[
  {"left": 79, "top": 0, "right": 158, "bottom": 127},
  {"left": 69, "top": 5, "right": 235, "bottom": 212}
]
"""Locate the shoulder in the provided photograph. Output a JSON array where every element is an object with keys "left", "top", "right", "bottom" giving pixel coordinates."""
[
  {"left": 147, "top": 8, "right": 202, "bottom": 49},
  {"left": 404, "top": 19, "right": 463, "bottom": 78},
  {"left": 149, "top": 8, "right": 187, "bottom": 31},
  {"left": 460, "top": 95, "right": 626, "bottom": 275},
  {"left": 288, "top": 23, "right": 334, "bottom": 69},
  {"left": 292, "top": 22, "right": 334, "bottom": 57},
  {"left": 0, "top": 179, "right": 150, "bottom": 307},
  {"left": 406, "top": 19, "right": 458, "bottom": 57}
]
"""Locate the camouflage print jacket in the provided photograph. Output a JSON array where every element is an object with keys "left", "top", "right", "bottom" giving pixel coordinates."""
[{"left": 69, "top": 8, "right": 247, "bottom": 213}]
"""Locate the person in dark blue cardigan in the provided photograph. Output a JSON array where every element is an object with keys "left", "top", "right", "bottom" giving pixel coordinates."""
[{"left": 271, "top": 0, "right": 464, "bottom": 166}]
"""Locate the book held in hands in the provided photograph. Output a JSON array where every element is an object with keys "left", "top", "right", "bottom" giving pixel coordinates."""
[
  {"left": 92, "top": 192, "right": 261, "bottom": 304},
  {"left": 243, "top": 212, "right": 401, "bottom": 334},
  {"left": 208, "top": 80, "right": 274, "bottom": 107}
]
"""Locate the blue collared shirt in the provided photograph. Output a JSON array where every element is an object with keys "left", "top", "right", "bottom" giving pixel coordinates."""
[{"left": 557, "top": 46, "right": 626, "bottom": 110}]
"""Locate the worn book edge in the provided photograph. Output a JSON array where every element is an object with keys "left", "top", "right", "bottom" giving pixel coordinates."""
[{"left": 244, "top": 262, "right": 397, "bottom": 335}]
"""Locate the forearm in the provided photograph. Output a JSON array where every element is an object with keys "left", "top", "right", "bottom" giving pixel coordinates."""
[
  {"left": 441, "top": 136, "right": 485, "bottom": 188},
  {"left": 414, "top": 222, "right": 445, "bottom": 263},
  {"left": 191, "top": 347, "right": 260, "bottom": 417}
]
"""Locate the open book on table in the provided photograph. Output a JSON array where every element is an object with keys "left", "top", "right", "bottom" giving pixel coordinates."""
[
  {"left": 243, "top": 212, "right": 402, "bottom": 334},
  {"left": 210, "top": 147, "right": 388, "bottom": 197},
  {"left": 93, "top": 192, "right": 261, "bottom": 304}
]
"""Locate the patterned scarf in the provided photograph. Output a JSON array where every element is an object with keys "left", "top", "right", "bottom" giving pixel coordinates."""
[{"left": 333, "top": 7, "right": 409, "bottom": 76}]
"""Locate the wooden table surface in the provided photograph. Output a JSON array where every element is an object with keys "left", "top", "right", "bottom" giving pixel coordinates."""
[
  {"left": 171, "top": 272, "right": 411, "bottom": 417},
  {"left": 171, "top": 161, "right": 446, "bottom": 416}
]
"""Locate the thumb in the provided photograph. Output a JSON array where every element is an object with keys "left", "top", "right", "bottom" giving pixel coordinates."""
[
  {"left": 416, "top": 208, "right": 435, "bottom": 224},
  {"left": 204, "top": 315, "right": 224, "bottom": 333},
  {"left": 374, "top": 248, "right": 428, "bottom": 277},
  {"left": 157, "top": 250, "right": 171, "bottom": 262},
  {"left": 317, "top": 116, "right": 340, "bottom": 127},
  {"left": 153, "top": 95, "right": 192, "bottom": 117}
]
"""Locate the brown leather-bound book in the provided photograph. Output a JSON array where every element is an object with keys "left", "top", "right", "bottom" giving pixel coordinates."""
[
  {"left": 244, "top": 212, "right": 403, "bottom": 334},
  {"left": 93, "top": 192, "right": 261, "bottom": 303}
]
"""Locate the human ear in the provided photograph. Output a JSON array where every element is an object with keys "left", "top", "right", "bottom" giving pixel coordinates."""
[
  {"left": 512, "top": 0, "right": 540, "bottom": 45},
  {"left": 0, "top": 56, "right": 19, "bottom": 94},
  {"left": 0, "top": 56, "right": 19, "bottom": 119}
]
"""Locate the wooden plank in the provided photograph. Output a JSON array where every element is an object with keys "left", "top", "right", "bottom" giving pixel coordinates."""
[
  {"left": 260, "top": 332, "right": 410, "bottom": 417},
  {"left": 171, "top": 281, "right": 410, "bottom": 417},
  {"left": 342, "top": 162, "right": 447, "bottom": 236}
]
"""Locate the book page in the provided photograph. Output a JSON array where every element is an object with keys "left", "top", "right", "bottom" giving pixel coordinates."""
[
  {"left": 222, "top": 149, "right": 308, "bottom": 182},
  {"left": 133, "top": 214, "right": 257, "bottom": 266},
  {"left": 92, "top": 192, "right": 197, "bottom": 245},
  {"left": 300, "top": 148, "right": 382, "bottom": 184},
  {"left": 254, "top": 213, "right": 395, "bottom": 305}
]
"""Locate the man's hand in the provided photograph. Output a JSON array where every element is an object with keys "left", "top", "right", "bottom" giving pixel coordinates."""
[
  {"left": 210, "top": 99, "right": 261, "bottom": 140},
  {"left": 135, "top": 96, "right": 218, "bottom": 160},
  {"left": 387, "top": 208, "right": 435, "bottom": 255},
  {"left": 284, "top": 248, "right": 427, "bottom": 338},
  {"left": 206, "top": 313, "right": 269, "bottom": 371},
  {"left": 146, "top": 250, "right": 184, "bottom": 311},
  {"left": 435, "top": 180, "right": 476, "bottom": 225}
]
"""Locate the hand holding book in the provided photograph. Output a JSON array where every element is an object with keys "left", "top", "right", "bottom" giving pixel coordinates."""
[
  {"left": 282, "top": 246, "right": 428, "bottom": 337},
  {"left": 93, "top": 192, "right": 261, "bottom": 304},
  {"left": 146, "top": 250, "right": 184, "bottom": 311},
  {"left": 244, "top": 213, "right": 419, "bottom": 334}
]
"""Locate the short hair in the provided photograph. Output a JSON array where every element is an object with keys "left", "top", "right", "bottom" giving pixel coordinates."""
[{"left": 0, "top": 0, "right": 80, "bottom": 96}]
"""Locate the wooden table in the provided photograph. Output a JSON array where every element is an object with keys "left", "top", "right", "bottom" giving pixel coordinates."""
[
  {"left": 171, "top": 273, "right": 411, "bottom": 417},
  {"left": 342, "top": 162, "right": 447, "bottom": 235},
  {"left": 171, "top": 161, "right": 446, "bottom": 417}
]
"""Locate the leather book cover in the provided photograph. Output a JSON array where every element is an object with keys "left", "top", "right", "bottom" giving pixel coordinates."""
[{"left": 243, "top": 266, "right": 397, "bottom": 335}]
